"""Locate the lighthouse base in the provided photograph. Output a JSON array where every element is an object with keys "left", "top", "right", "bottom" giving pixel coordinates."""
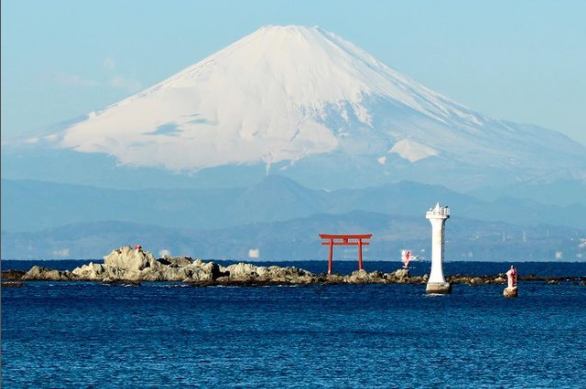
[
  {"left": 503, "top": 287, "right": 518, "bottom": 298},
  {"left": 426, "top": 282, "right": 452, "bottom": 294}
]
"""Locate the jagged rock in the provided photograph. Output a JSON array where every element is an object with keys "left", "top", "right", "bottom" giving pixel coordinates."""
[
  {"left": 324, "top": 274, "right": 345, "bottom": 284},
  {"left": 221, "top": 262, "right": 262, "bottom": 279},
  {"left": 216, "top": 263, "right": 313, "bottom": 284},
  {"left": 1, "top": 270, "right": 26, "bottom": 281},
  {"left": 394, "top": 269, "right": 409, "bottom": 280},
  {"left": 199, "top": 261, "right": 222, "bottom": 279},
  {"left": 69, "top": 247, "right": 224, "bottom": 282},
  {"left": 104, "top": 246, "right": 159, "bottom": 272},
  {"left": 351, "top": 269, "right": 368, "bottom": 278},
  {"left": 388, "top": 268, "right": 410, "bottom": 283},
  {"left": 22, "top": 266, "right": 77, "bottom": 281},
  {"left": 73, "top": 262, "right": 107, "bottom": 280},
  {"left": 158, "top": 256, "right": 194, "bottom": 267},
  {"left": 181, "top": 265, "right": 217, "bottom": 282},
  {"left": 411, "top": 276, "right": 427, "bottom": 284},
  {"left": 258, "top": 266, "right": 309, "bottom": 284},
  {"left": 347, "top": 269, "right": 370, "bottom": 284}
]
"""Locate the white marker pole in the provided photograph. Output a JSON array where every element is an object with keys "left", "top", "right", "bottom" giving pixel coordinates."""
[{"left": 425, "top": 203, "right": 452, "bottom": 294}]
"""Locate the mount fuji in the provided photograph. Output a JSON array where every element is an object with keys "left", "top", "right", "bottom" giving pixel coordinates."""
[{"left": 4, "top": 25, "right": 586, "bottom": 190}]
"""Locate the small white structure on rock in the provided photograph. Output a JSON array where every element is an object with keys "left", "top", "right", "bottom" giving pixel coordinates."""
[{"left": 425, "top": 203, "right": 452, "bottom": 294}]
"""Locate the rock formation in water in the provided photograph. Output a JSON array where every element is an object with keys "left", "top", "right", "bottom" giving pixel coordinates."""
[
  {"left": 21, "top": 266, "right": 77, "bottom": 281},
  {"left": 4, "top": 246, "right": 585, "bottom": 286},
  {"left": 1, "top": 270, "right": 26, "bottom": 281}
]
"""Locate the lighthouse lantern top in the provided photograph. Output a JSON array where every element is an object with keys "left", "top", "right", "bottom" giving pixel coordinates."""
[{"left": 426, "top": 202, "right": 450, "bottom": 219}]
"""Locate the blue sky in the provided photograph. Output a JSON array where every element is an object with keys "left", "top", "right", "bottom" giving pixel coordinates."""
[{"left": 2, "top": 0, "right": 585, "bottom": 144}]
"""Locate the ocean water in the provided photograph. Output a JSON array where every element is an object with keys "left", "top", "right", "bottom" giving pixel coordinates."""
[{"left": 2, "top": 261, "right": 586, "bottom": 388}]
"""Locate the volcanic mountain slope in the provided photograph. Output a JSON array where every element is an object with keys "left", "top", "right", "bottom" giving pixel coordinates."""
[{"left": 10, "top": 25, "right": 586, "bottom": 190}]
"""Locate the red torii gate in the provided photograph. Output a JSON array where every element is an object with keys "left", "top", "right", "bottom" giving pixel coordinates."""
[{"left": 319, "top": 234, "right": 372, "bottom": 275}]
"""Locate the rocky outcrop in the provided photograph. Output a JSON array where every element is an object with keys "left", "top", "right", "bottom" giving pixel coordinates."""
[
  {"left": 158, "top": 256, "right": 195, "bottom": 267},
  {"left": 16, "top": 246, "right": 586, "bottom": 287},
  {"left": 447, "top": 274, "right": 508, "bottom": 285},
  {"left": 72, "top": 262, "right": 108, "bottom": 280},
  {"left": 70, "top": 247, "right": 221, "bottom": 283},
  {"left": 22, "top": 266, "right": 78, "bottom": 281},
  {"left": 16, "top": 247, "right": 330, "bottom": 285},
  {"left": 104, "top": 246, "right": 158, "bottom": 272},
  {"left": 1, "top": 270, "right": 26, "bottom": 281},
  {"left": 211, "top": 263, "right": 315, "bottom": 285}
]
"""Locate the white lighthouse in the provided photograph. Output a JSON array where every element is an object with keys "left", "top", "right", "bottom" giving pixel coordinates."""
[{"left": 425, "top": 203, "right": 452, "bottom": 294}]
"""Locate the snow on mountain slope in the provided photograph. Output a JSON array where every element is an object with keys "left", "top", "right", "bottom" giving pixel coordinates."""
[
  {"left": 30, "top": 25, "right": 586, "bottom": 187},
  {"left": 389, "top": 139, "right": 439, "bottom": 163},
  {"left": 58, "top": 26, "right": 480, "bottom": 167}
]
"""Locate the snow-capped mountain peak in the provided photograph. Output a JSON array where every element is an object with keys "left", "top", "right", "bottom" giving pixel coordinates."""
[
  {"left": 58, "top": 25, "right": 485, "bottom": 171},
  {"left": 39, "top": 25, "right": 586, "bottom": 189}
]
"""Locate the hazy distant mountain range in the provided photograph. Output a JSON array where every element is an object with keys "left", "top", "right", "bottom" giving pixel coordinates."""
[
  {"left": 2, "top": 210, "right": 583, "bottom": 262},
  {"left": 2, "top": 177, "right": 585, "bottom": 260},
  {"left": 1, "top": 25, "right": 585, "bottom": 260},
  {"left": 2, "top": 176, "right": 586, "bottom": 232}
]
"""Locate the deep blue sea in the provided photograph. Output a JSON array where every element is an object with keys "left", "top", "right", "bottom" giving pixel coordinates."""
[{"left": 3, "top": 261, "right": 586, "bottom": 388}]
